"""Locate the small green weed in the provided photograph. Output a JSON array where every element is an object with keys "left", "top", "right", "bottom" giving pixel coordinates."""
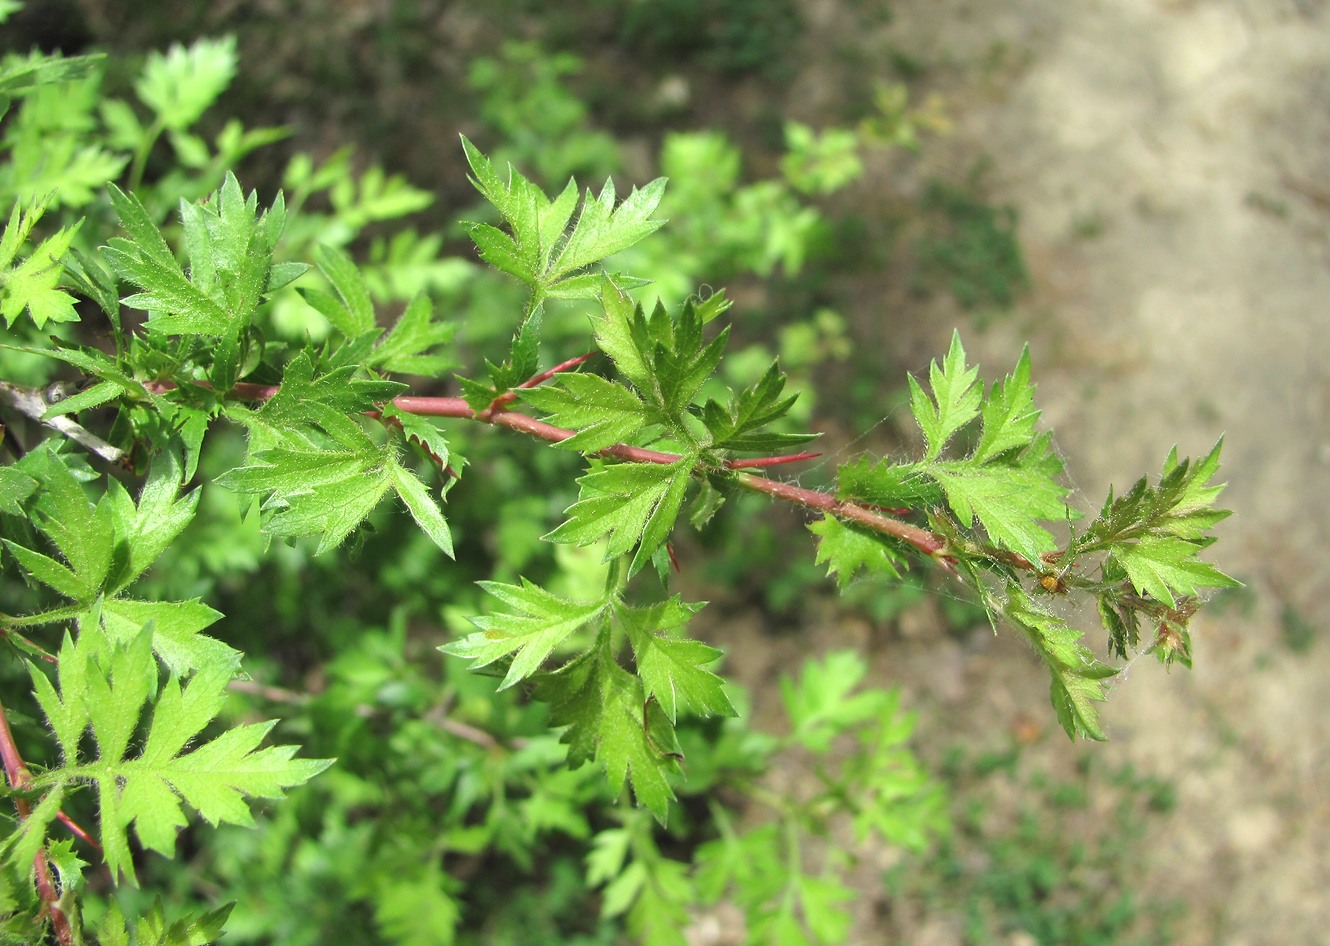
[
  {"left": 888, "top": 751, "right": 1182, "bottom": 946},
  {"left": 913, "top": 178, "right": 1030, "bottom": 312},
  {"left": 1280, "top": 602, "right": 1316, "bottom": 654}
]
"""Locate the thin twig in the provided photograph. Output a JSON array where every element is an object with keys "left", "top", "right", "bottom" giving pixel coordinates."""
[
  {"left": 0, "top": 696, "right": 73, "bottom": 945},
  {"left": 733, "top": 472, "right": 945, "bottom": 555},
  {"left": 0, "top": 381, "right": 125, "bottom": 464},
  {"left": 486, "top": 350, "right": 596, "bottom": 413},
  {"left": 724, "top": 452, "right": 822, "bottom": 469},
  {"left": 229, "top": 679, "right": 522, "bottom": 750},
  {"left": 56, "top": 810, "right": 100, "bottom": 851}
]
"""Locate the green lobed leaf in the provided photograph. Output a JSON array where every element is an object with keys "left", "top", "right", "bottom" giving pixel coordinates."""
[
  {"left": 1, "top": 781, "right": 67, "bottom": 895},
  {"left": 379, "top": 401, "right": 452, "bottom": 464},
  {"left": 626, "top": 858, "right": 692, "bottom": 946},
  {"left": 618, "top": 598, "right": 734, "bottom": 722},
  {"left": 973, "top": 345, "right": 1038, "bottom": 461},
  {"left": 0, "top": 200, "right": 83, "bottom": 328},
  {"left": 441, "top": 579, "right": 607, "bottom": 689},
  {"left": 63, "top": 246, "right": 123, "bottom": 327},
  {"left": 102, "top": 185, "right": 226, "bottom": 329},
  {"left": 29, "top": 634, "right": 86, "bottom": 763},
  {"left": 586, "top": 827, "right": 634, "bottom": 891},
  {"left": 1111, "top": 534, "right": 1239, "bottom": 608},
  {"left": 3, "top": 541, "right": 83, "bottom": 598},
  {"left": 910, "top": 330, "right": 981, "bottom": 460},
  {"left": 4, "top": 445, "right": 116, "bottom": 601},
  {"left": 535, "top": 636, "right": 679, "bottom": 822},
  {"left": 134, "top": 35, "right": 237, "bottom": 131},
  {"left": 1005, "top": 586, "right": 1116, "bottom": 740},
  {"left": 545, "top": 458, "right": 694, "bottom": 577},
  {"left": 701, "top": 361, "right": 816, "bottom": 452},
  {"left": 303, "top": 244, "right": 377, "bottom": 337},
  {"left": 388, "top": 459, "right": 454, "bottom": 557},
  {"left": 103, "top": 447, "right": 201, "bottom": 594},
  {"left": 461, "top": 220, "right": 529, "bottom": 282},
  {"left": 1161, "top": 439, "right": 1229, "bottom": 526},
  {"left": 92, "top": 598, "right": 238, "bottom": 678},
  {"left": 27, "top": 628, "right": 330, "bottom": 884},
  {"left": 371, "top": 292, "right": 454, "bottom": 376},
  {"left": 779, "top": 651, "right": 888, "bottom": 753},
  {"left": 38, "top": 380, "right": 121, "bottom": 418},
  {"left": 177, "top": 173, "right": 287, "bottom": 339},
  {"left": 648, "top": 302, "right": 730, "bottom": 420},
  {"left": 593, "top": 277, "right": 652, "bottom": 390},
  {"left": 372, "top": 864, "right": 461, "bottom": 946},
  {"left": 518, "top": 372, "right": 648, "bottom": 453},
  {"left": 794, "top": 874, "right": 855, "bottom": 944},
  {"left": 1081, "top": 439, "right": 1238, "bottom": 606},
  {"left": 237, "top": 351, "right": 404, "bottom": 451},
  {"left": 105, "top": 176, "right": 288, "bottom": 339},
  {"left": 329, "top": 163, "right": 434, "bottom": 228},
  {"left": 591, "top": 284, "right": 730, "bottom": 427},
  {"left": 925, "top": 432, "right": 1069, "bottom": 564},
  {"left": 807, "top": 516, "right": 905, "bottom": 588},
  {"left": 543, "top": 270, "right": 649, "bottom": 301},
  {"left": 0, "top": 48, "right": 102, "bottom": 96},
  {"left": 0, "top": 465, "right": 37, "bottom": 514},
  {"left": 547, "top": 177, "right": 667, "bottom": 282},
  {"left": 28, "top": 343, "right": 150, "bottom": 419},
  {"left": 495, "top": 304, "right": 544, "bottom": 390},
  {"left": 835, "top": 457, "right": 942, "bottom": 509},
  {"left": 460, "top": 135, "right": 579, "bottom": 282},
  {"left": 91, "top": 899, "right": 234, "bottom": 946},
  {"left": 1086, "top": 439, "right": 1234, "bottom": 547},
  {"left": 216, "top": 441, "right": 396, "bottom": 554}
]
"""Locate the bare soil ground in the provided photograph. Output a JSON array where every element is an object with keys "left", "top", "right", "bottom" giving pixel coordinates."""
[{"left": 774, "top": 2, "right": 1330, "bottom": 943}]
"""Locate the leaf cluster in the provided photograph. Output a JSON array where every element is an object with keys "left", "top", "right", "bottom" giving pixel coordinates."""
[
  {"left": 443, "top": 579, "right": 733, "bottom": 821},
  {"left": 1, "top": 446, "right": 328, "bottom": 908},
  {"left": 0, "top": 40, "right": 1239, "bottom": 945},
  {"left": 829, "top": 332, "right": 1235, "bottom": 739}
]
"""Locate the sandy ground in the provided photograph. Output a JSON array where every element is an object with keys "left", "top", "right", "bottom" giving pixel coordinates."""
[{"left": 784, "top": 2, "right": 1330, "bottom": 943}]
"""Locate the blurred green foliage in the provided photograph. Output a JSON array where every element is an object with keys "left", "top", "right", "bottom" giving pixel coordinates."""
[{"left": 616, "top": 0, "right": 805, "bottom": 81}]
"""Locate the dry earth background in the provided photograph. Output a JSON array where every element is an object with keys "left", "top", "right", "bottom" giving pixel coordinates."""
[
  {"left": 772, "top": 1, "right": 1330, "bottom": 943},
  {"left": 32, "top": 1, "right": 1330, "bottom": 943}
]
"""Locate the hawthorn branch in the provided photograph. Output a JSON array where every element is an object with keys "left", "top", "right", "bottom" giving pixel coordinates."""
[
  {"left": 733, "top": 471, "right": 945, "bottom": 555},
  {"left": 390, "top": 395, "right": 947, "bottom": 558},
  {"left": 140, "top": 383, "right": 953, "bottom": 560}
]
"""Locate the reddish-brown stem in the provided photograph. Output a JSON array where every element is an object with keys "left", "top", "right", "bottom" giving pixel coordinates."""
[
  {"left": 860, "top": 502, "right": 913, "bottom": 516},
  {"left": 0, "top": 626, "right": 58, "bottom": 663},
  {"left": 56, "top": 810, "right": 100, "bottom": 850},
  {"left": 227, "top": 380, "right": 281, "bottom": 400},
  {"left": 0, "top": 697, "right": 73, "bottom": 945},
  {"left": 733, "top": 472, "right": 946, "bottom": 555},
  {"left": 486, "top": 350, "right": 596, "bottom": 412},
  {"left": 724, "top": 452, "right": 822, "bottom": 469}
]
